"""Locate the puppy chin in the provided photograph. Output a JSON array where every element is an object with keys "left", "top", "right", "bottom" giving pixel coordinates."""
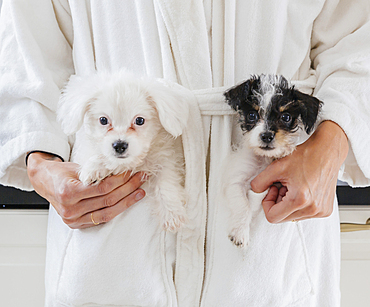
[
  {"left": 102, "top": 151, "right": 145, "bottom": 172},
  {"left": 247, "top": 127, "right": 301, "bottom": 159},
  {"left": 252, "top": 145, "right": 295, "bottom": 159}
]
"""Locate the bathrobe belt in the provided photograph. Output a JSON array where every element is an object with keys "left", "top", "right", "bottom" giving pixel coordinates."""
[
  {"left": 192, "top": 77, "right": 316, "bottom": 116},
  {"left": 193, "top": 87, "right": 234, "bottom": 116}
]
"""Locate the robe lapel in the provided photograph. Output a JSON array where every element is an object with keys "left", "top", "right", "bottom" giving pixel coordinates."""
[{"left": 154, "top": 1, "right": 212, "bottom": 306}]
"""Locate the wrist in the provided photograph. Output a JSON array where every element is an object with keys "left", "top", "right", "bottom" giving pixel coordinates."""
[
  {"left": 26, "top": 152, "right": 63, "bottom": 179},
  {"left": 314, "top": 120, "right": 349, "bottom": 164}
]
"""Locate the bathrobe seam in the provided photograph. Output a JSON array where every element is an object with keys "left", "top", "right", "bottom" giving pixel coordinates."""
[
  {"left": 160, "top": 231, "right": 175, "bottom": 307},
  {"left": 55, "top": 229, "right": 74, "bottom": 304}
]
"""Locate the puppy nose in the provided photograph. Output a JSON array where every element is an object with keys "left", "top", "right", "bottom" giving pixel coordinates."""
[
  {"left": 260, "top": 132, "right": 275, "bottom": 144},
  {"left": 112, "top": 141, "right": 128, "bottom": 154}
]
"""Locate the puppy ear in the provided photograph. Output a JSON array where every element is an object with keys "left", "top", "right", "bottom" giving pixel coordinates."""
[
  {"left": 224, "top": 80, "right": 249, "bottom": 111},
  {"left": 293, "top": 90, "right": 323, "bottom": 134},
  {"left": 147, "top": 83, "right": 189, "bottom": 137},
  {"left": 57, "top": 75, "right": 99, "bottom": 135},
  {"left": 224, "top": 76, "right": 259, "bottom": 111}
]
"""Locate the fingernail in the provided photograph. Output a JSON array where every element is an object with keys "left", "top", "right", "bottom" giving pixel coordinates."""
[{"left": 135, "top": 190, "right": 145, "bottom": 201}]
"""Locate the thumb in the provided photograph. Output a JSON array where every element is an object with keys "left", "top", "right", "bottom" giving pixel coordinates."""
[{"left": 250, "top": 160, "right": 284, "bottom": 193}]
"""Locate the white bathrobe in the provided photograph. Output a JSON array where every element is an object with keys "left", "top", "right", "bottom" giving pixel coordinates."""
[{"left": 1, "top": 0, "right": 370, "bottom": 306}]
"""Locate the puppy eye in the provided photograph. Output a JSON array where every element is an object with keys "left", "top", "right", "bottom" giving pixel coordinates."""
[
  {"left": 247, "top": 111, "right": 258, "bottom": 122},
  {"left": 135, "top": 117, "right": 145, "bottom": 126},
  {"left": 99, "top": 117, "right": 109, "bottom": 125},
  {"left": 280, "top": 113, "right": 292, "bottom": 123}
]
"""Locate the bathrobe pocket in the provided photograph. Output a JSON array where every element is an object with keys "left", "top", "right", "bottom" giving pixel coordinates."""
[
  {"left": 55, "top": 199, "right": 176, "bottom": 307},
  {"left": 202, "top": 199, "right": 314, "bottom": 307}
]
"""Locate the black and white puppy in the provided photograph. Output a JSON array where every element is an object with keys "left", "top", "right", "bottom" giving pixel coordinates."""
[{"left": 223, "top": 74, "right": 322, "bottom": 248}]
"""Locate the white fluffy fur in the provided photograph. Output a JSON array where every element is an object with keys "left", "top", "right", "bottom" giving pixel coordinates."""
[
  {"left": 57, "top": 70, "right": 189, "bottom": 232},
  {"left": 254, "top": 74, "right": 288, "bottom": 109},
  {"left": 224, "top": 138, "right": 271, "bottom": 248}
]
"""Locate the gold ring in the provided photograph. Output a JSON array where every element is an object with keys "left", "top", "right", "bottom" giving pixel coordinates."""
[{"left": 91, "top": 212, "right": 100, "bottom": 226}]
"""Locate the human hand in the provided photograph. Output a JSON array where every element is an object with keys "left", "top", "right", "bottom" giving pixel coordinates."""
[
  {"left": 250, "top": 121, "right": 349, "bottom": 223},
  {"left": 27, "top": 152, "right": 146, "bottom": 229}
]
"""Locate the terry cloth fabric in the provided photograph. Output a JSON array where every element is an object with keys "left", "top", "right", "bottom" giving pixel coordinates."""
[{"left": 1, "top": 0, "right": 370, "bottom": 306}]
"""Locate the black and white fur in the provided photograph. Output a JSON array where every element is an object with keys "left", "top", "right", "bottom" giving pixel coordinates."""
[{"left": 224, "top": 74, "right": 322, "bottom": 248}]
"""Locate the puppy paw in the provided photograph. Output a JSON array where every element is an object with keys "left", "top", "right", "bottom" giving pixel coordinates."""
[
  {"left": 229, "top": 226, "right": 250, "bottom": 248},
  {"left": 160, "top": 205, "right": 188, "bottom": 233},
  {"left": 79, "top": 167, "right": 110, "bottom": 186}
]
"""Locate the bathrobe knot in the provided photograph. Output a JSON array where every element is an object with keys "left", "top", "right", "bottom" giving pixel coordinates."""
[{"left": 193, "top": 87, "right": 235, "bottom": 116}]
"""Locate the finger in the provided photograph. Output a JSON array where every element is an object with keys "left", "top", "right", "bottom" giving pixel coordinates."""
[
  {"left": 265, "top": 202, "right": 298, "bottom": 223},
  {"left": 279, "top": 196, "right": 335, "bottom": 223},
  {"left": 262, "top": 185, "right": 289, "bottom": 219},
  {"left": 251, "top": 160, "right": 286, "bottom": 193},
  {"left": 74, "top": 172, "right": 148, "bottom": 217},
  {"left": 277, "top": 186, "right": 288, "bottom": 203},
  {"left": 279, "top": 209, "right": 319, "bottom": 223},
  {"left": 77, "top": 188, "right": 146, "bottom": 229},
  {"left": 277, "top": 209, "right": 309, "bottom": 223},
  {"left": 280, "top": 207, "right": 333, "bottom": 223},
  {"left": 263, "top": 187, "right": 307, "bottom": 223},
  {"left": 277, "top": 201, "right": 324, "bottom": 223},
  {"left": 80, "top": 171, "right": 142, "bottom": 199},
  {"left": 278, "top": 183, "right": 336, "bottom": 224},
  {"left": 262, "top": 185, "right": 279, "bottom": 213}
]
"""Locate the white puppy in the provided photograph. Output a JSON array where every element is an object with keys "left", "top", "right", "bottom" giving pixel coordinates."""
[{"left": 57, "top": 70, "right": 189, "bottom": 232}]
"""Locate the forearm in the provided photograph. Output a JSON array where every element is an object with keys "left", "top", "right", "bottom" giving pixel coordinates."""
[
  {"left": 27, "top": 151, "right": 64, "bottom": 176},
  {"left": 311, "top": 0, "right": 370, "bottom": 185}
]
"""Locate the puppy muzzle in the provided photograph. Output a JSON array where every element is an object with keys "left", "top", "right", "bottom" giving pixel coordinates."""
[
  {"left": 260, "top": 132, "right": 275, "bottom": 145},
  {"left": 112, "top": 140, "right": 129, "bottom": 157}
]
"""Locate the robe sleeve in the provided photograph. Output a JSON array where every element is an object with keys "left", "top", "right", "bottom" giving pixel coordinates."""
[
  {"left": 311, "top": 0, "right": 370, "bottom": 187},
  {"left": 0, "top": 0, "right": 74, "bottom": 190}
]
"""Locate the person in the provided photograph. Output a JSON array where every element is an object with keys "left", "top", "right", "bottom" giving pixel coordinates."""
[{"left": 0, "top": 0, "right": 369, "bottom": 306}]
